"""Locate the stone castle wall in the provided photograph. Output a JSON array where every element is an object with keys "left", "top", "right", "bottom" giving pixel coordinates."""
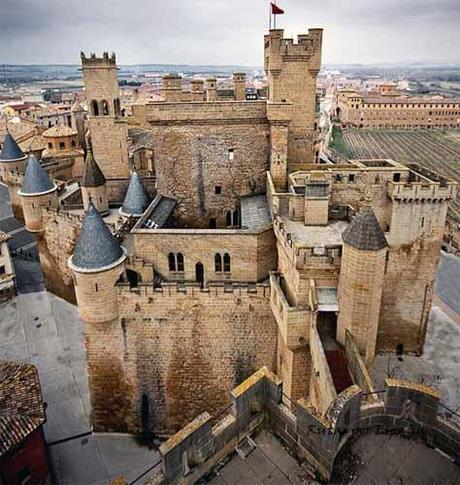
[
  {"left": 86, "top": 283, "right": 278, "bottom": 435},
  {"left": 132, "top": 102, "right": 270, "bottom": 227},
  {"left": 132, "top": 227, "right": 276, "bottom": 283}
]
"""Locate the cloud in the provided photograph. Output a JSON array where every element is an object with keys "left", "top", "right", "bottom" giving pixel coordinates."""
[{"left": 0, "top": 0, "right": 459, "bottom": 64}]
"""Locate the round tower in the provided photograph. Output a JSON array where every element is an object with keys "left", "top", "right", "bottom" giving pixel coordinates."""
[
  {"left": 68, "top": 202, "right": 128, "bottom": 431},
  {"left": 0, "top": 131, "right": 28, "bottom": 181},
  {"left": 68, "top": 201, "right": 126, "bottom": 322},
  {"left": 119, "top": 171, "right": 151, "bottom": 218},
  {"left": 18, "top": 155, "right": 58, "bottom": 232},
  {"left": 337, "top": 200, "right": 388, "bottom": 366},
  {"left": 81, "top": 142, "right": 109, "bottom": 216}
]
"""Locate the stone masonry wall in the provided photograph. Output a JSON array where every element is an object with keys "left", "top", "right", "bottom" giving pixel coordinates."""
[
  {"left": 133, "top": 102, "right": 270, "bottom": 227},
  {"left": 103, "top": 284, "right": 278, "bottom": 435}
]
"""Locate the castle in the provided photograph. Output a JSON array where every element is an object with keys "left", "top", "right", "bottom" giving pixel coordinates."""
[{"left": 0, "top": 24, "right": 457, "bottom": 443}]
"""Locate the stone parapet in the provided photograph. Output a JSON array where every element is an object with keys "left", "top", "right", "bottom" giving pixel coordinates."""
[
  {"left": 269, "top": 272, "right": 310, "bottom": 349},
  {"left": 388, "top": 180, "right": 457, "bottom": 202},
  {"left": 150, "top": 368, "right": 460, "bottom": 484}
]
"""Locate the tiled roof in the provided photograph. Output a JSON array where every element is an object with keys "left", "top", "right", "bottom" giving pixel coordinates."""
[
  {"left": 0, "top": 132, "right": 26, "bottom": 162},
  {"left": 20, "top": 155, "right": 56, "bottom": 195},
  {"left": 145, "top": 195, "right": 176, "bottom": 228},
  {"left": 342, "top": 205, "right": 388, "bottom": 251},
  {"left": 121, "top": 171, "right": 151, "bottom": 217},
  {"left": 241, "top": 194, "right": 271, "bottom": 229},
  {"left": 0, "top": 360, "right": 46, "bottom": 456},
  {"left": 81, "top": 145, "right": 106, "bottom": 188},
  {"left": 42, "top": 124, "right": 77, "bottom": 138},
  {"left": 71, "top": 201, "right": 124, "bottom": 270}
]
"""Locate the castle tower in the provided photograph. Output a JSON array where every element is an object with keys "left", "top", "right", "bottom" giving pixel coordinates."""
[
  {"left": 205, "top": 78, "right": 217, "bottom": 102},
  {"left": 0, "top": 132, "right": 27, "bottom": 181},
  {"left": 81, "top": 142, "right": 109, "bottom": 216},
  {"left": 337, "top": 202, "right": 388, "bottom": 366},
  {"left": 71, "top": 100, "right": 87, "bottom": 148},
  {"left": 233, "top": 72, "right": 246, "bottom": 101},
  {"left": 162, "top": 74, "right": 183, "bottom": 102},
  {"left": 68, "top": 201, "right": 128, "bottom": 430},
  {"left": 80, "top": 52, "right": 129, "bottom": 178},
  {"left": 119, "top": 171, "right": 151, "bottom": 217},
  {"left": 264, "top": 28, "right": 323, "bottom": 170},
  {"left": 190, "top": 79, "right": 205, "bottom": 102},
  {"left": 18, "top": 155, "right": 58, "bottom": 232}
]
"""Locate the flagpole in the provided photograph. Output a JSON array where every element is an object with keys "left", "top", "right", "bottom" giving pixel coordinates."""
[
  {"left": 274, "top": 0, "right": 277, "bottom": 29},
  {"left": 269, "top": 1, "right": 272, "bottom": 30}
]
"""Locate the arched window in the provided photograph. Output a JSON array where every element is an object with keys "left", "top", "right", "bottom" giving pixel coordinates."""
[
  {"left": 232, "top": 210, "right": 239, "bottom": 227},
  {"left": 177, "top": 253, "right": 184, "bottom": 272},
  {"left": 114, "top": 98, "right": 121, "bottom": 116},
  {"left": 101, "top": 100, "right": 109, "bottom": 116},
  {"left": 215, "top": 253, "right": 222, "bottom": 272},
  {"left": 168, "top": 252, "right": 176, "bottom": 272},
  {"left": 225, "top": 211, "right": 232, "bottom": 227},
  {"left": 91, "top": 100, "right": 99, "bottom": 116},
  {"left": 209, "top": 218, "right": 217, "bottom": 229},
  {"left": 223, "top": 253, "right": 231, "bottom": 273}
]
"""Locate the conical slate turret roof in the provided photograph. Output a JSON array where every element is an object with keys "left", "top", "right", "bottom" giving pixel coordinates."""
[
  {"left": 70, "top": 201, "right": 124, "bottom": 270},
  {"left": 19, "top": 155, "right": 56, "bottom": 195},
  {"left": 1, "top": 132, "right": 26, "bottom": 162},
  {"left": 342, "top": 204, "right": 387, "bottom": 251},
  {"left": 81, "top": 144, "right": 106, "bottom": 188},
  {"left": 120, "top": 171, "right": 151, "bottom": 216}
]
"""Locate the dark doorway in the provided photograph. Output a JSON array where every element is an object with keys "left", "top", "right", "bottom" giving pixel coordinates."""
[
  {"left": 195, "top": 262, "right": 204, "bottom": 287},
  {"left": 126, "top": 269, "right": 139, "bottom": 288}
]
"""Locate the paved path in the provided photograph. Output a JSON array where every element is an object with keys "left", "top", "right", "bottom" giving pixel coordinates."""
[
  {"left": 436, "top": 251, "right": 460, "bottom": 319},
  {"left": 0, "top": 291, "right": 159, "bottom": 484}
]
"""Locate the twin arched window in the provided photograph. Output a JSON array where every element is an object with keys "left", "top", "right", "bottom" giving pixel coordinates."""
[
  {"left": 168, "top": 252, "right": 184, "bottom": 272},
  {"left": 90, "top": 99, "right": 110, "bottom": 116},
  {"left": 225, "top": 210, "right": 239, "bottom": 227},
  {"left": 215, "top": 253, "right": 230, "bottom": 273}
]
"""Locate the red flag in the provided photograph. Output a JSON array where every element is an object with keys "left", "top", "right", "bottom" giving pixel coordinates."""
[{"left": 271, "top": 2, "right": 284, "bottom": 15}]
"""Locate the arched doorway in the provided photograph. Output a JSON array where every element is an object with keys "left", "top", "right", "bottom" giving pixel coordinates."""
[
  {"left": 195, "top": 262, "right": 204, "bottom": 287},
  {"left": 126, "top": 269, "right": 140, "bottom": 288}
]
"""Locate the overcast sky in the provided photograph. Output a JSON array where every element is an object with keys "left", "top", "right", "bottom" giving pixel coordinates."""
[{"left": 1, "top": 0, "right": 459, "bottom": 65}]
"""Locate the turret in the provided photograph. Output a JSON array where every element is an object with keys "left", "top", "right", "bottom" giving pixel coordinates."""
[
  {"left": 233, "top": 72, "right": 246, "bottom": 101},
  {"left": 0, "top": 132, "right": 27, "bottom": 180},
  {"left": 18, "top": 155, "right": 58, "bottom": 232},
  {"left": 337, "top": 200, "right": 388, "bottom": 366},
  {"left": 190, "top": 79, "right": 205, "bottom": 102},
  {"left": 68, "top": 201, "right": 128, "bottom": 431},
  {"left": 68, "top": 201, "right": 126, "bottom": 322},
  {"left": 81, "top": 142, "right": 109, "bottom": 216},
  {"left": 162, "top": 74, "right": 183, "bottom": 102},
  {"left": 119, "top": 171, "right": 151, "bottom": 217},
  {"left": 205, "top": 78, "right": 217, "bottom": 102}
]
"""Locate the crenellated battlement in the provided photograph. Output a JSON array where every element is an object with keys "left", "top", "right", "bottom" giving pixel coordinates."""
[
  {"left": 80, "top": 51, "right": 116, "bottom": 67},
  {"left": 265, "top": 28, "right": 322, "bottom": 69},
  {"left": 388, "top": 180, "right": 457, "bottom": 202}
]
